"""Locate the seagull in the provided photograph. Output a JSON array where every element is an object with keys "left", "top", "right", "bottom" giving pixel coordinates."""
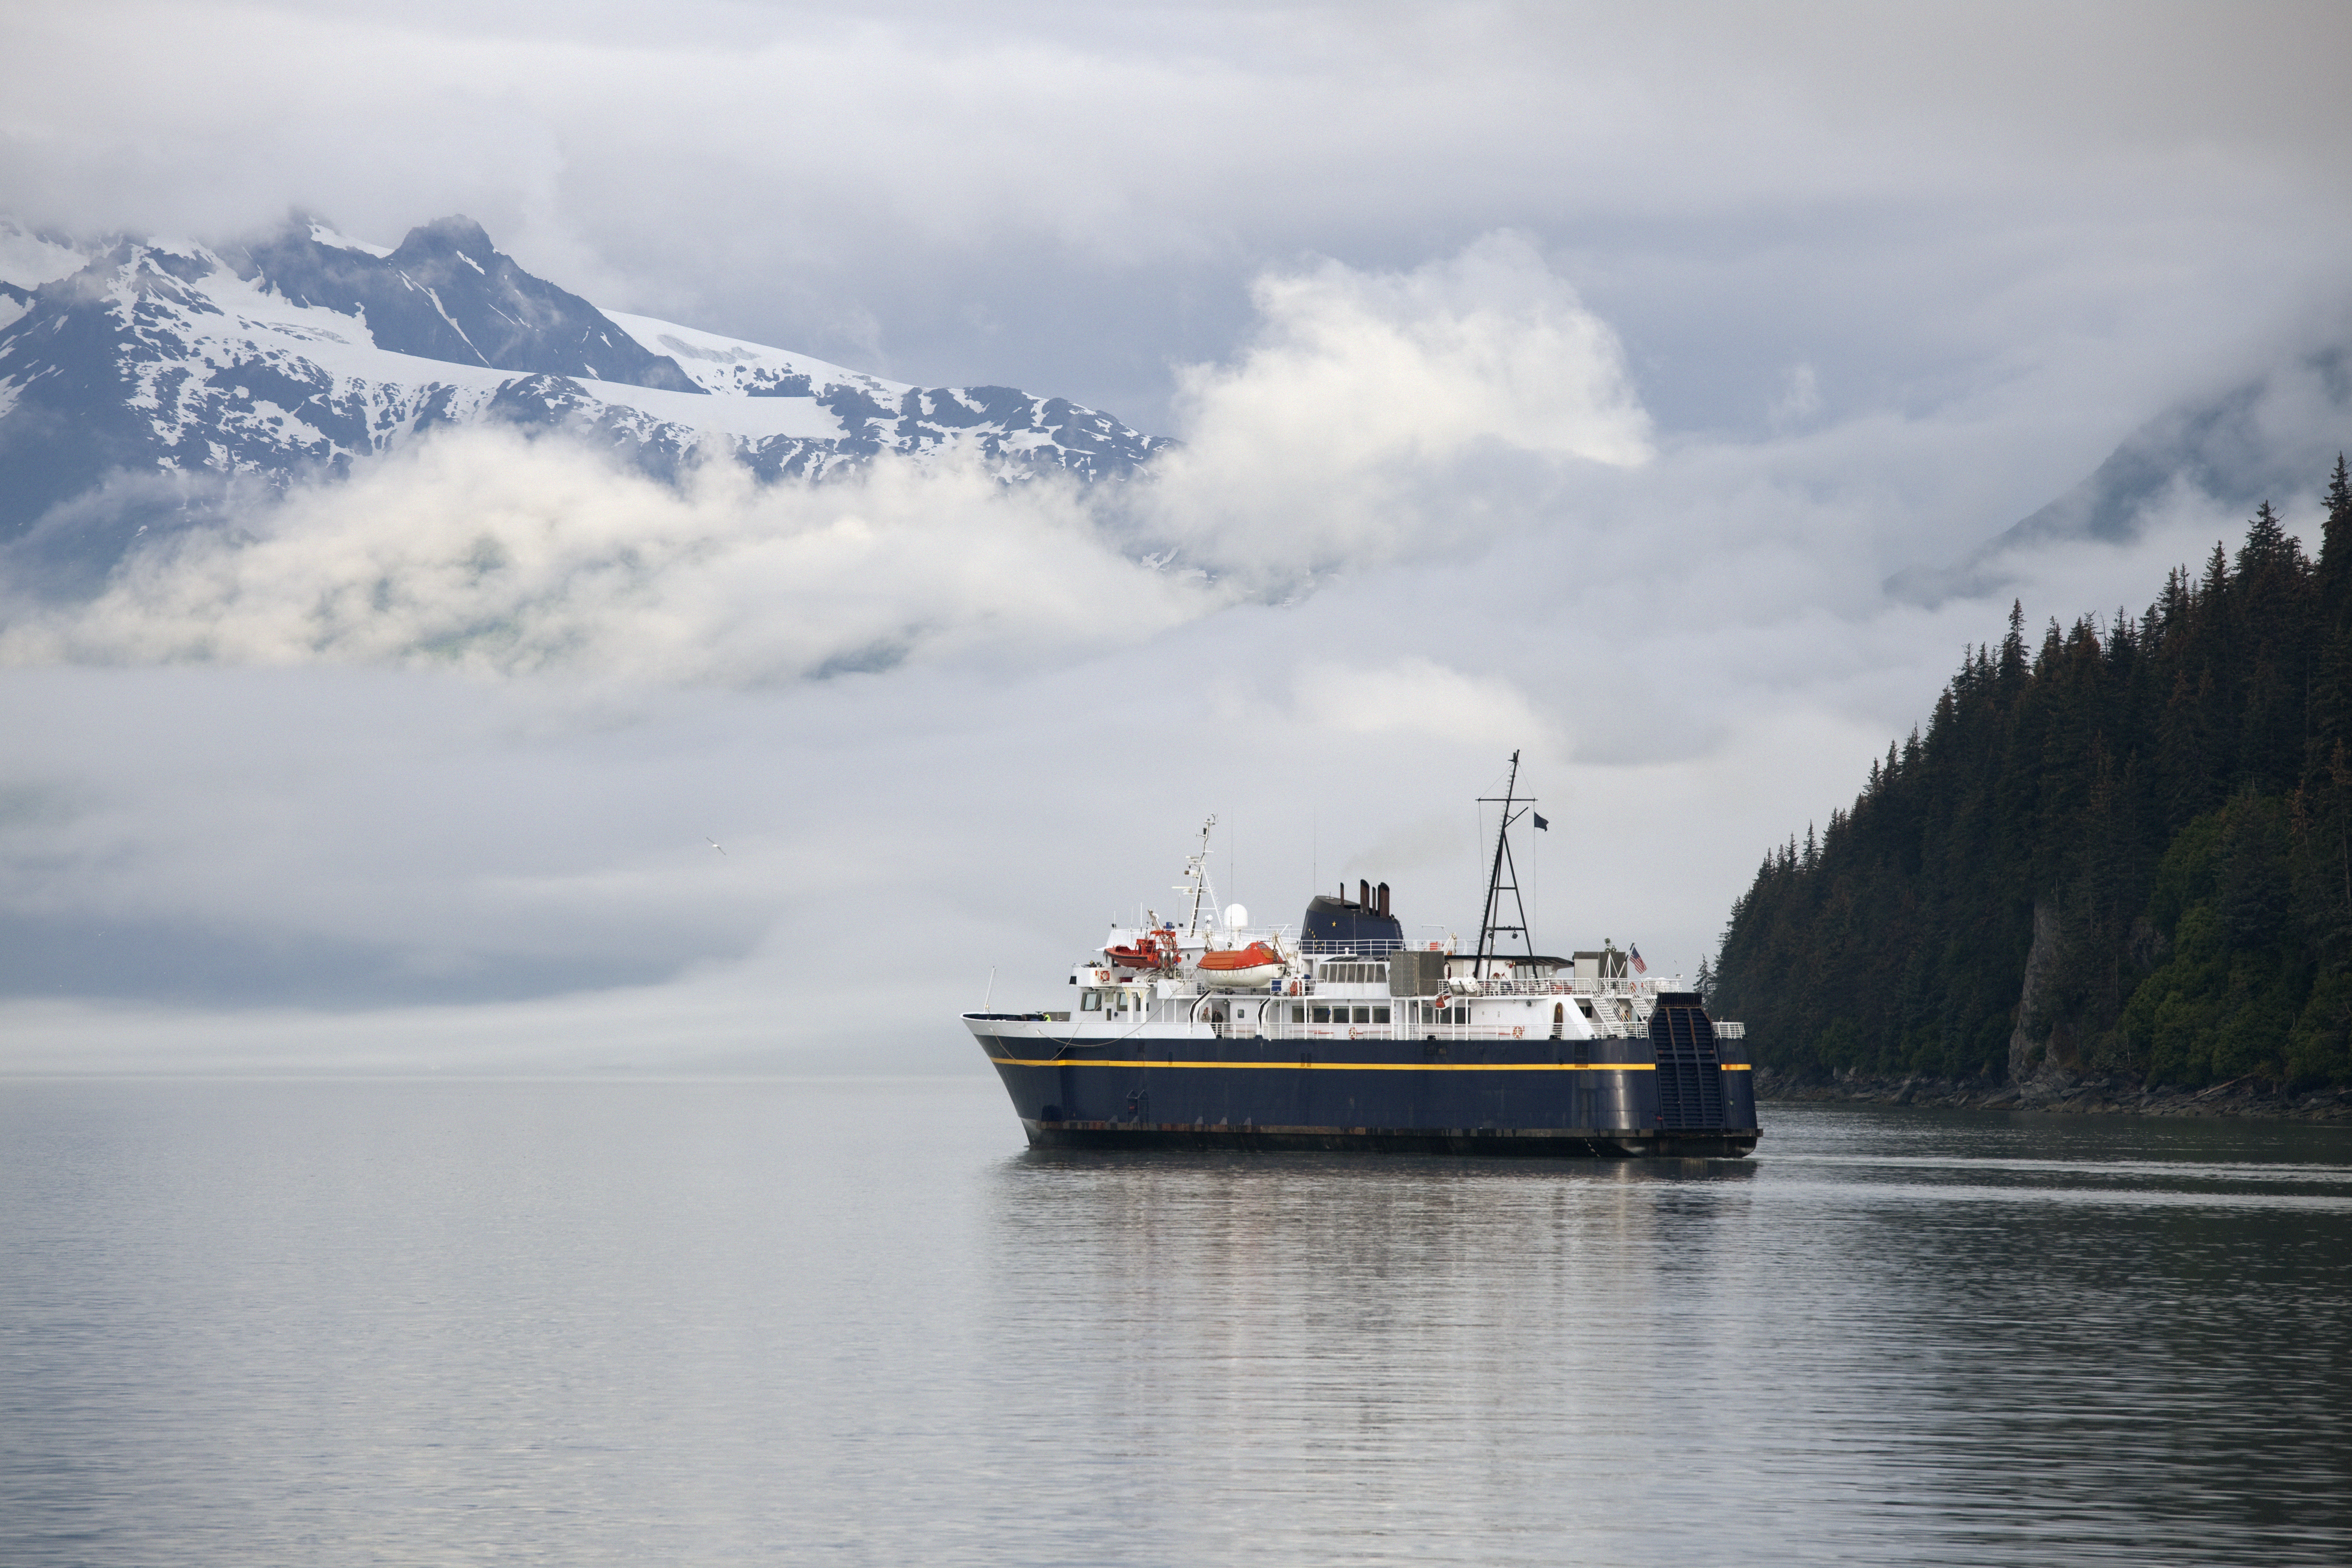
[{"left": 705, "top": 837, "right": 725, "bottom": 855}]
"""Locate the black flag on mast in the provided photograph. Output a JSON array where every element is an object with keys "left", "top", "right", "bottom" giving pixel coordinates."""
[{"left": 1533, "top": 812, "right": 1549, "bottom": 830}]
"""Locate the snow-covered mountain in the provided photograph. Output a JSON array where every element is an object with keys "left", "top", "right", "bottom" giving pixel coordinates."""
[{"left": 0, "top": 214, "right": 1169, "bottom": 576}]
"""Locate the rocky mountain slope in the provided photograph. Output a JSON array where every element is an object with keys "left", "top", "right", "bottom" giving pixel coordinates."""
[{"left": 0, "top": 214, "right": 1168, "bottom": 578}]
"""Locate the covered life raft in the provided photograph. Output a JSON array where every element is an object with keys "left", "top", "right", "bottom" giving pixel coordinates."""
[{"left": 1194, "top": 941, "right": 1284, "bottom": 990}]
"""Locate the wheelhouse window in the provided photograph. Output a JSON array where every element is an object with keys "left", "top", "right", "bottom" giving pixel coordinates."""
[{"left": 1081, "top": 990, "right": 1102, "bottom": 1011}]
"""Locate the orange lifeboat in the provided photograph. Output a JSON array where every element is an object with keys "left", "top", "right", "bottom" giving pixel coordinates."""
[
  {"left": 1106, "top": 930, "right": 1177, "bottom": 971},
  {"left": 1196, "top": 941, "right": 1284, "bottom": 990}
]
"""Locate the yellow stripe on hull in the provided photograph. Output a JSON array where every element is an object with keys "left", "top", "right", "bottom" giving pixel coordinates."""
[{"left": 988, "top": 1055, "right": 1749, "bottom": 1072}]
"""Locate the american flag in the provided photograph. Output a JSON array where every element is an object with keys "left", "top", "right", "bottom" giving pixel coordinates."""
[{"left": 1629, "top": 944, "right": 1647, "bottom": 975}]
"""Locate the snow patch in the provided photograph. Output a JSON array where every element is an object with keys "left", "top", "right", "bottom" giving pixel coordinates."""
[
  {"left": 306, "top": 222, "right": 393, "bottom": 259},
  {"left": 604, "top": 310, "right": 904, "bottom": 399}
]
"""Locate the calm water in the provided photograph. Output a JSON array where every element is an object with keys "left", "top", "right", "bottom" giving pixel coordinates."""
[{"left": 3, "top": 1079, "right": 2349, "bottom": 1567}]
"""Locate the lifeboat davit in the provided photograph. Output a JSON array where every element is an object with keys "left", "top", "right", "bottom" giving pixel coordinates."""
[{"left": 1195, "top": 941, "right": 1284, "bottom": 990}]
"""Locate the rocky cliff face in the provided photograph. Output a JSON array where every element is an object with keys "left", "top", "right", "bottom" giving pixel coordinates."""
[
  {"left": 2007, "top": 898, "right": 2065, "bottom": 1084},
  {"left": 230, "top": 216, "right": 704, "bottom": 394}
]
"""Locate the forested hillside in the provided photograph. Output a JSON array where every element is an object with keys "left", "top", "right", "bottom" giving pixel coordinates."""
[{"left": 1714, "top": 458, "right": 2352, "bottom": 1089}]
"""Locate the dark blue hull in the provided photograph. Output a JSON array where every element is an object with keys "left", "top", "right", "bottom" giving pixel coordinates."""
[{"left": 971, "top": 1014, "right": 1759, "bottom": 1159}]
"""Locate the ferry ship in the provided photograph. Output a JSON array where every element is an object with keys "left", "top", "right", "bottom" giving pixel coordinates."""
[{"left": 965, "top": 754, "right": 1759, "bottom": 1157}]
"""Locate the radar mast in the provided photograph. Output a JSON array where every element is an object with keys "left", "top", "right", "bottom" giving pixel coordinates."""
[{"left": 1475, "top": 752, "right": 1537, "bottom": 962}]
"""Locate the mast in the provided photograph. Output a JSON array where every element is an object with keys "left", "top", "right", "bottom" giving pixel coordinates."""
[
  {"left": 1475, "top": 751, "right": 1536, "bottom": 961},
  {"left": 1179, "top": 815, "right": 1220, "bottom": 935}
]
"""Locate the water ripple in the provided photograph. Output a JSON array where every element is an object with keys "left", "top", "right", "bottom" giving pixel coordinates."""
[{"left": 0, "top": 1084, "right": 2346, "bottom": 1567}]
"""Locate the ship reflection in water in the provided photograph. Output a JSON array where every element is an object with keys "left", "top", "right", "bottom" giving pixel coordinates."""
[{"left": 980, "top": 1107, "right": 2352, "bottom": 1568}]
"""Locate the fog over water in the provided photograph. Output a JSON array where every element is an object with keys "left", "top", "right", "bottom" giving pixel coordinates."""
[{"left": 3, "top": 3, "right": 2352, "bottom": 1067}]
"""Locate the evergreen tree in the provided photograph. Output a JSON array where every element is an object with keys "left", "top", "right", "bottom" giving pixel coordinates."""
[{"left": 2317, "top": 454, "right": 2352, "bottom": 619}]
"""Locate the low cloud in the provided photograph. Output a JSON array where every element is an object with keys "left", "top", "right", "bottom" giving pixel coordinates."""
[
  {"left": 2, "top": 230, "right": 2346, "bottom": 1063},
  {"left": 0, "top": 430, "right": 1217, "bottom": 682},
  {"left": 1144, "top": 234, "right": 1652, "bottom": 581},
  {"left": 1769, "top": 363, "right": 1823, "bottom": 432},
  {"left": 1294, "top": 657, "right": 1559, "bottom": 752}
]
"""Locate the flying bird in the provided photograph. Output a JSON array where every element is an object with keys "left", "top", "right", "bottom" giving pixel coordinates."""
[{"left": 705, "top": 838, "right": 725, "bottom": 855}]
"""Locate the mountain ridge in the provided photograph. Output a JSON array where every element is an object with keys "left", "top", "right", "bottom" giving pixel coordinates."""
[
  {"left": 1888, "top": 346, "right": 2352, "bottom": 605},
  {"left": 228, "top": 214, "right": 707, "bottom": 394},
  {"left": 0, "top": 213, "right": 1170, "bottom": 583}
]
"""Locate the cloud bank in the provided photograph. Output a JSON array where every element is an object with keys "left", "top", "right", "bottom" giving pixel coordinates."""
[
  {"left": 1, "top": 436, "right": 1204, "bottom": 682},
  {"left": 1147, "top": 234, "right": 1651, "bottom": 578},
  {"left": 3, "top": 235, "right": 1655, "bottom": 678},
  {"left": 6, "top": 228, "right": 2342, "bottom": 1078}
]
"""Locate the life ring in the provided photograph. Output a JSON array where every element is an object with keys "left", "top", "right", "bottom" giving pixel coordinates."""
[
  {"left": 1512, "top": 1026, "right": 1525, "bottom": 1040},
  {"left": 1349, "top": 1026, "right": 1362, "bottom": 1040},
  {"left": 1433, "top": 993, "right": 1449, "bottom": 1010}
]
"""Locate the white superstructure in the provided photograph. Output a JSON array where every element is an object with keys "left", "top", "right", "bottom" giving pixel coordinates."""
[{"left": 1016, "top": 816, "right": 1703, "bottom": 1049}]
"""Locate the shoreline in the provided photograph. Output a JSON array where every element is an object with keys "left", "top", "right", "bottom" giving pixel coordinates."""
[{"left": 1756, "top": 1066, "right": 2352, "bottom": 1123}]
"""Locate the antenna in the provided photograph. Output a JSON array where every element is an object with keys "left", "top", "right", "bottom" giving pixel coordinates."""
[{"left": 1475, "top": 751, "right": 1537, "bottom": 961}]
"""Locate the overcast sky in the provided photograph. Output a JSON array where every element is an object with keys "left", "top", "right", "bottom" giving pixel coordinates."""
[{"left": 3, "top": 0, "right": 2350, "bottom": 1073}]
